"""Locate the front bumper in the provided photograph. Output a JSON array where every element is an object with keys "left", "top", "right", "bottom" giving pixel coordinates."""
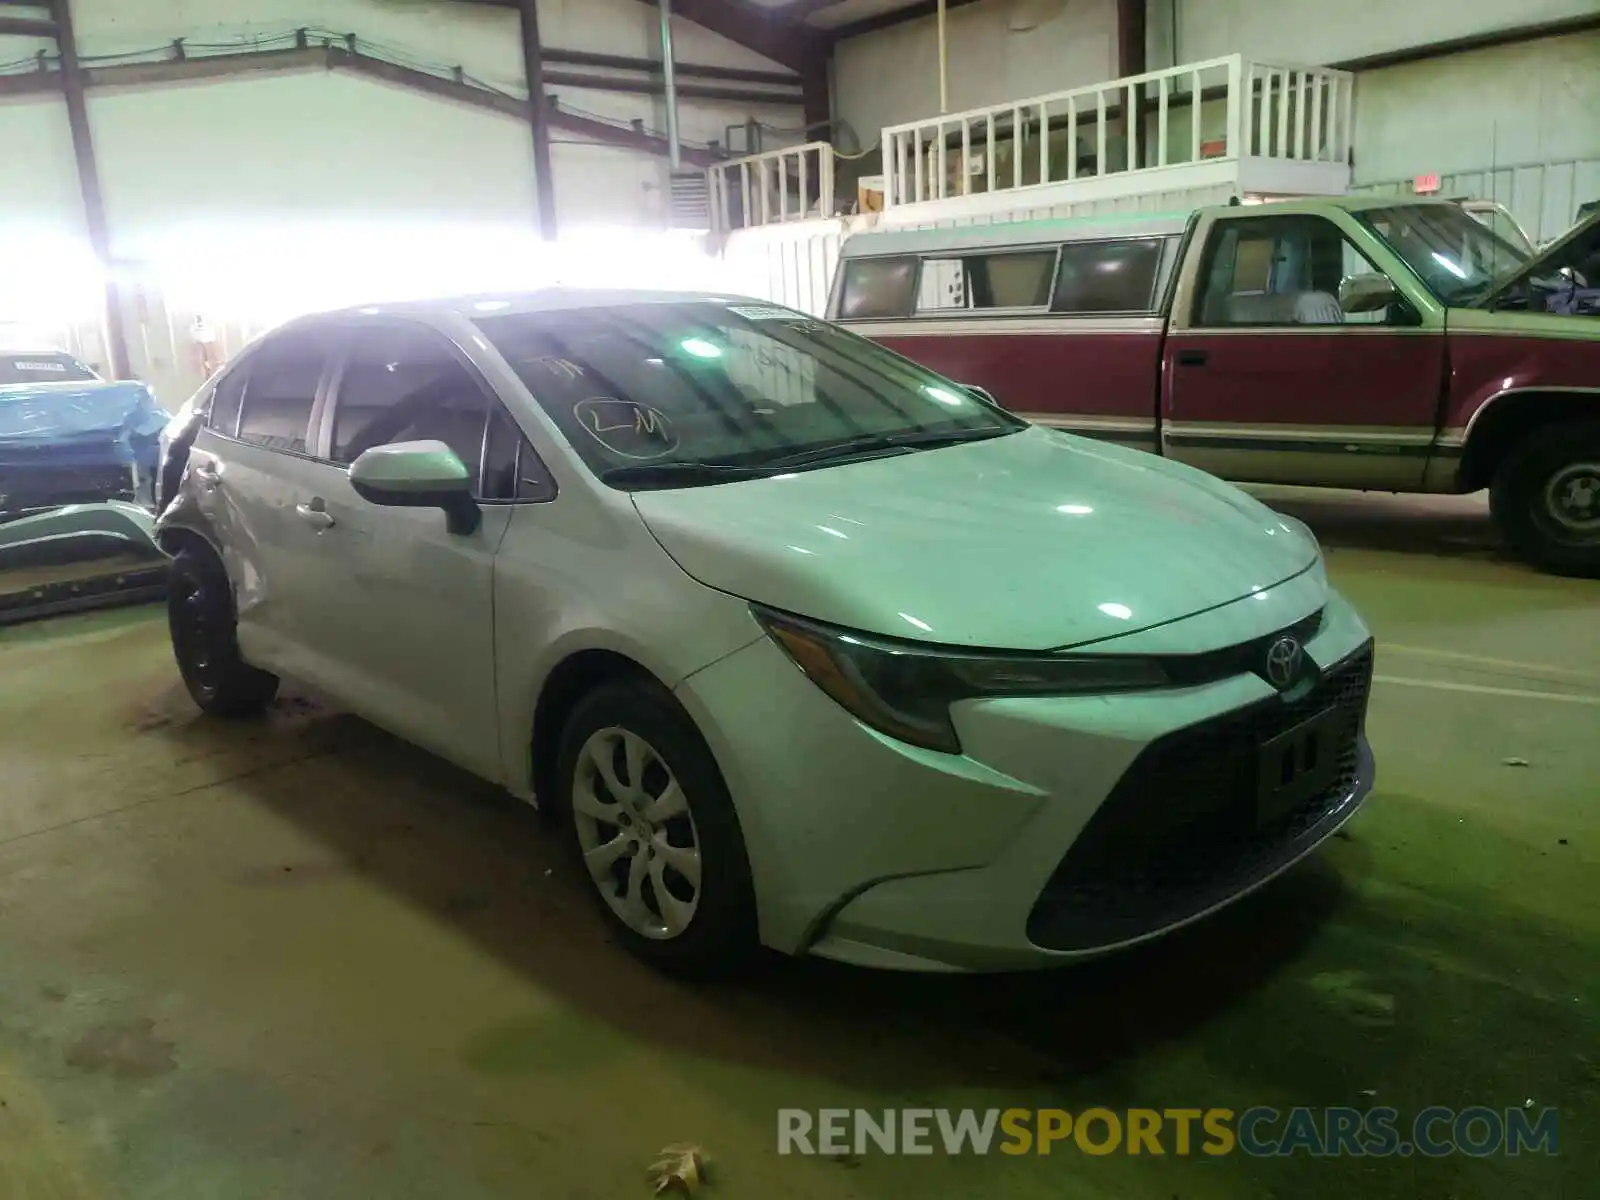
[{"left": 675, "top": 577, "right": 1375, "bottom": 972}]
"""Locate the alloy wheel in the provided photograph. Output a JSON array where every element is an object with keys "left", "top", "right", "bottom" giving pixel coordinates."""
[{"left": 571, "top": 727, "right": 703, "bottom": 940}]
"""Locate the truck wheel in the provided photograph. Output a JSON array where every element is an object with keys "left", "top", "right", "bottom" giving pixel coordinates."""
[
  {"left": 1489, "top": 420, "right": 1600, "bottom": 578},
  {"left": 555, "top": 679, "right": 762, "bottom": 979},
  {"left": 168, "top": 545, "right": 280, "bottom": 717}
]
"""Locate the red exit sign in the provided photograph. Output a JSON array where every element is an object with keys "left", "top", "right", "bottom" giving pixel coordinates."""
[{"left": 1413, "top": 173, "right": 1443, "bottom": 194}]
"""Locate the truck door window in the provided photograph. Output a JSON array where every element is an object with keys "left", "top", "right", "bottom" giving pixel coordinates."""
[
  {"left": 839, "top": 257, "right": 917, "bottom": 319},
  {"left": 234, "top": 330, "right": 330, "bottom": 454},
  {"left": 1051, "top": 238, "right": 1163, "bottom": 313},
  {"left": 915, "top": 250, "right": 1056, "bottom": 313},
  {"left": 1196, "top": 216, "right": 1404, "bottom": 328}
]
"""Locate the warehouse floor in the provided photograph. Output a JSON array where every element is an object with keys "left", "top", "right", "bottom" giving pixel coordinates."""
[{"left": 0, "top": 490, "right": 1595, "bottom": 1200}]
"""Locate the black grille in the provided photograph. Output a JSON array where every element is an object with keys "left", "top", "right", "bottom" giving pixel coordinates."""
[
  {"left": 1027, "top": 641, "right": 1374, "bottom": 952},
  {"left": 0, "top": 463, "right": 136, "bottom": 514}
]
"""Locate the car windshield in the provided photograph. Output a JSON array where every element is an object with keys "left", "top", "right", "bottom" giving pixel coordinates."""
[
  {"left": 475, "top": 301, "right": 1024, "bottom": 488},
  {"left": 1358, "top": 204, "right": 1531, "bottom": 306},
  {"left": 0, "top": 352, "right": 98, "bottom": 385}
]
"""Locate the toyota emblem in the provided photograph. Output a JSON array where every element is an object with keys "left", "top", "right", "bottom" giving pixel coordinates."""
[{"left": 1264, "top": 636, "right": 1303, "bottom": 691}]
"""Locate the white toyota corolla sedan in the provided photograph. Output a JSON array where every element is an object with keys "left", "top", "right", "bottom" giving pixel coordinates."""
[{"left": 157, "top": 290, "right": 1375, "bottom": 976}]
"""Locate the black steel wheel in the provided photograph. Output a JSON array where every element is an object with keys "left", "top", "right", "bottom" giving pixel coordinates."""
[
  {"left": 167, "top": 545, "right": 278, "bottom": 717},
  {"left": 1491, "top": 419, "right": 1600, "bottom": 579}
]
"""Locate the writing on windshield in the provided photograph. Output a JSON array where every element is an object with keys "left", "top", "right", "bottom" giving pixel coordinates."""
[{"left": 476, "top": 303, "right": 1021, "bottom": 487}]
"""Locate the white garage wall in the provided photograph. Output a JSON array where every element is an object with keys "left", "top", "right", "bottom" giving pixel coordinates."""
[
  {"left": 833, "top": 0, "right": 1117, "bottom": 142},
  {"left": 1350, "top": 31, "right": 1600, "bottom": 182},
  {"left": 1169, "top": 0, "right": 1600, "bottom": 67},
  {"left": 1348, "top": 30, "right": 1600, "bottom": 241},
  {"left": 0, "top": 0, "right": 803, "bottom": 245}
]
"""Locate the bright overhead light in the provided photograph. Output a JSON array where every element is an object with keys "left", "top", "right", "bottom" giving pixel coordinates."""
[
  {"left": 474, "top": 299, "right": 512, "bottom": 312},
  {"left": 924, "top": 385, "right": 965, "bottom": 405},
  {"left": 1057, "top": 503, "right": 1094, "bottom": 515},
  {"left": 680, "top": 337, "right": 723, "bottom": 359},
  {"left": 1098, "top": 602, "right": 1134, "bottom": 620}
]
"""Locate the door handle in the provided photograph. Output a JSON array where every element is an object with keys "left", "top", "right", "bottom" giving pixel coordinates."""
[
  {"left": 295, "top": 500, "right": 336, "bottom": 532},
  {"left": 192, "top": 463, "right": 220, "bottom": 490},
  {"left": 1176, "top": 349, "right": 1210, "bottom": 367}
]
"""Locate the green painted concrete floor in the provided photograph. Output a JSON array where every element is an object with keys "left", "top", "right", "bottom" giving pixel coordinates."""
[{"left": 0, "top": 490, "right": 1595, "bottom": 1199}]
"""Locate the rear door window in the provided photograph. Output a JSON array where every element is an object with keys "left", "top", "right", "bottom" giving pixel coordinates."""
[
  {"left": 915, "top": 249, "right": 1057, "bottom": 312},
  {"left": 1051, "top": 239, "right": 1164, "bottom": 313},
  {"left": 838, "top": 257, "right": 917, "bottom": 319}
]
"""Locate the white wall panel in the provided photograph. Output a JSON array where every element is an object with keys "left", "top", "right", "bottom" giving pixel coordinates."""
[
  {"left": 1350, "top": 31, "right": 1600, "bottom": 184},
  {"left": 65, "top": 0, "right": 787, "bottom": 81},
  {"left": 834, "top": 0, "right": 1117, "bottom": 143},
  {"left": 1346, "top": 31, "right": 1600, "bottom": 239},
  {"left": 0, "top": 98, "right": 83, "bottom": 238},
  {"left": 0, "top": 0, "right": 803, "bottom": 246},
  {"left": 1173, "top": 0, "right": 1600, "bottom": 67}
]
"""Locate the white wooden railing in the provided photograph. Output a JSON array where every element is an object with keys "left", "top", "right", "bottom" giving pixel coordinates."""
[
  {"left": 879, "top": 54, "right": 1352, "bottom": 209},
  {"left": 708, "top": 141, "right": 836, "bottom": 233}
]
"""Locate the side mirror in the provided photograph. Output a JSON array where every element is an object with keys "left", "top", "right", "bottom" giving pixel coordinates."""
[
  {"left": 1339, "top": 273, "right": 1396, "bottom": 314},
  {"left": 965, "top": 384, "right": 998, "bottom": 406},
  {"left": 349, "top": 440, "right": 481, "bottom": 536}
]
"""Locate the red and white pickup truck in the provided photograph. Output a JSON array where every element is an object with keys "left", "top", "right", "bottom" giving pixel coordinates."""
[{"left": 828, "top": 195, "right": 1600, "bottom": 576}]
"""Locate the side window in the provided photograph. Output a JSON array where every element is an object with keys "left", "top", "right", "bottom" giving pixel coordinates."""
[
  {"left": 483, "top": 405, "right": 555, "bottom": 502},
  {"left": 235, "top": 331, "right": 328, "bottom": 453},
  {"left": 209, "top": 366, "right": 247, "bottom": 437},
  {"left": 1196, "top": 216, "right": 1405, "bottom": 328},
  {"left": 1051, "top": 239, "right": 1163, "bottom": 314},
  {"left": 329, "top": 325, "right": 490, "bottom": 489},
  {"left": 915, "top": 250, "right": 1057, "bottom": 313},
  {"left": 838, "top": 257, "right": 916, "bottom": 319}
]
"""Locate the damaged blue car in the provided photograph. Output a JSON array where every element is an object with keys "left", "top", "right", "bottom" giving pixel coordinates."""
[
  {"left": 0, "top": 350, "right": 167, "bottom": 513},
  {"left": 0, "top": 350, "right": 172, "bottom": 623}
]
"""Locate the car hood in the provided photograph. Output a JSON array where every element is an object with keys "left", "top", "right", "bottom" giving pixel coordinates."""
[
  {"left": 1479, "top": 207, "right": 1600, "bottom": 310},
  {"left": 631, "top": 427, "right": 1321, "bottom": 650}
]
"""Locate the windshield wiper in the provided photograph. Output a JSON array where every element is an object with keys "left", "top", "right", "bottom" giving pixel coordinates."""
[
  {"left": 597, "top": 460, "right": 774, "bottom": 488},
  {"left": 756, "top": 426, "right": 1017, "bottom": 470}
]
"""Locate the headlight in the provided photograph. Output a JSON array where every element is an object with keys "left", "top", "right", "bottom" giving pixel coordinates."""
[{"left": 754, "top": 607, "right": 1168, "bottom": 754}]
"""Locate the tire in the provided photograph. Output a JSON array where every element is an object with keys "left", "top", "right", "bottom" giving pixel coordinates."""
[
  {"left": 1489, "top": 420, "right": 1600, "bottom": 579},
  {"left": 167, "top": 545, "right": 279, "bottom": 717},
  {"left": 555, "top": 679, "right": 761, "bottom": 978}
]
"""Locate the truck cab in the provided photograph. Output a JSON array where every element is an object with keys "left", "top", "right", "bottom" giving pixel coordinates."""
[{"left": 828, "top": 196, "right": 1600, "bottom": 576}]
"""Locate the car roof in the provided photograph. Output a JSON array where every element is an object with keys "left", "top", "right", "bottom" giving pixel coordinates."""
[
  {"left": 304, "top": 288, "right": 760, "bottom": 323},
  {"left": 838, "top": 194, "right": 1468, "bottom": 258}
]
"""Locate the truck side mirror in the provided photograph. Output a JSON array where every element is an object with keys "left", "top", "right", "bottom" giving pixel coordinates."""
[{"left": 1339, "top": 273, "right": 1396, "bottom": 314}]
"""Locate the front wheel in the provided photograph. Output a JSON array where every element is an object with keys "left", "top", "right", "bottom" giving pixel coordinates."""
[
  {"left": 168, "top": 545, "right": 279, "bottom": 717},
  {"left": 1489, "top": 420, "right": 1600, "bottom": 578},
  {"left": 555, "top": 680, "right": 761, "bottom": 978}
]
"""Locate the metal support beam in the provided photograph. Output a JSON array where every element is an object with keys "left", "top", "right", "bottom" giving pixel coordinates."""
[
  {"left": 516, "top": 0, "right": 558, "bottom": 239},
  {"left": 629, "top": 0, "right": 828, "bottom": 75},
  {"left": 49, "top": 0, "right": 131, "bottom": 381},
  {"left": 1117, "top": 0, "right": 1148, "bottom": 167},
  {"left": 829, "top": 0, "right": 983, "bottom": 41},
  {"left": 0, "top": 14, "right": 54, "bottom": 35},
  {"left": 658, "top": 0, "right": 682, "bottom": 170},
  {"left": 546, "top": 46, "right": 796, "bottom": 86},
  {"left": 2, "top": 43, "right": 723, "bottom": 168}
]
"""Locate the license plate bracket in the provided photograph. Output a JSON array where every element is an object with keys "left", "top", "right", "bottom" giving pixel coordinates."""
[{"left": 1256, "top": 705, "right": 1342, "bottom": 826}]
